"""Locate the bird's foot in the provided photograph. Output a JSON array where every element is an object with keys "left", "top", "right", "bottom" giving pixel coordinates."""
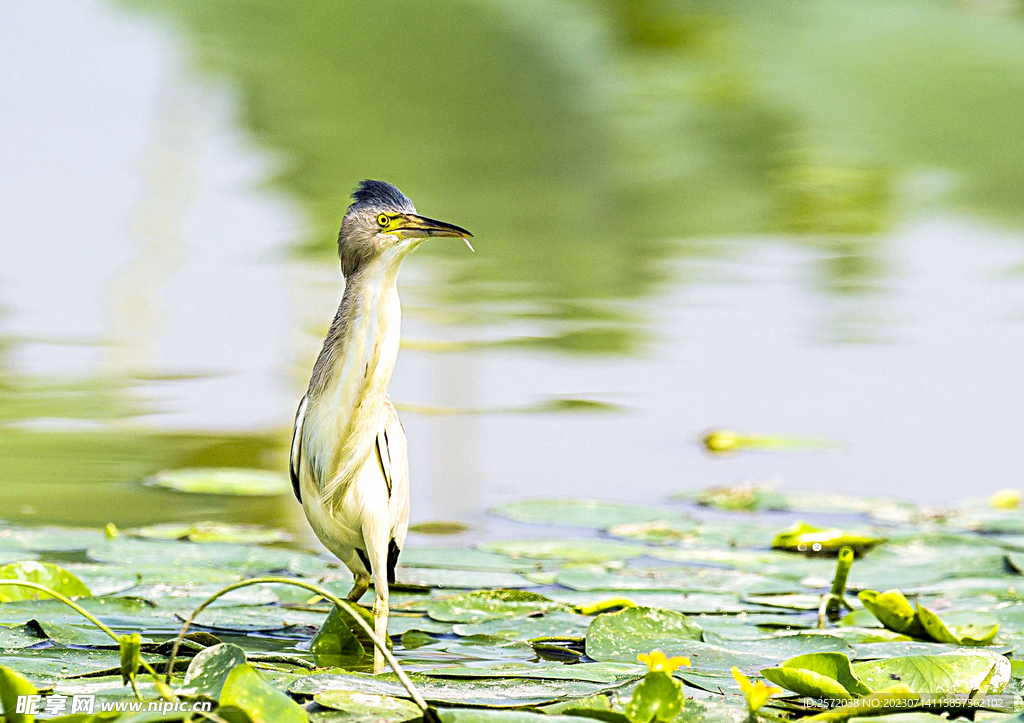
[{"left": 347, "top": 573, "right": 370, "bottom": 603}]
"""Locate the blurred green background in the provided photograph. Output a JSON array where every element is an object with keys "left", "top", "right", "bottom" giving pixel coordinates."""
[{"left": 3, "top": 0, "right": 1024, "bottom": 537}]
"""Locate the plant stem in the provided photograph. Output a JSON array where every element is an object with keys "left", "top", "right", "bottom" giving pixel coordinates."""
[
  {"left": 0, "top": 581, "right": 120, "bottom": 642},
  {"left": 826, "top": 546, "right": 855, "bottom": 621},
  {"left": 0, "top": 581, "right": 172, "bottom": 700},
  {"left": 164, "top": 576, "right": 431, "bottom": 714}
]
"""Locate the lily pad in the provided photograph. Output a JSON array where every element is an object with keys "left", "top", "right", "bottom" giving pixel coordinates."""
[
  {"left": 180, "top": 642, "right": 247, "bottom": 698},
  {"left": 551, "top": 589, "right": 790, "bottom": 615},
  {"left": 0, "top": 665, "right": 37, "bottom": 723},
  {"left": 409, "top": 521, "right": 471, "bottom": 535},
  {"left": 555, "top": 564, "right": 793, "bottom": 595},
  {"left": 0, "top": 624, "right": 43, "bottom": 650},
  {"left": 312, "top": 690, "right": 422, "bottom": 722},
  {"left": 589, "top": 608, "right": 850, "bottom": 672},
  {"left": 451, "top": 611, "right": 591, "bottom": 641},
  {"left": 397, "top": 548, "right": 543, "bottom": 573},
  {"left": 606, "top": 520, "right": 699, "bottom": 546},
  {"left": 130, "top": 522, "right": 290, "bottom": 544},
  {"left": 146, "top": 468, "right": 291, "bottom": 496},
  {"left": 691, "top": 484, "right": 788, "bottom": 512},
  {"left": 915, "top": 606, "right": 999, "bottom": 645},
  {"left": 0, "top": 527, "right": 108, "bottom": 553},
  {"left": 310, "top": 604, "right": 368, "bottom": 667},
  {"left": 0, "top": 561, "right": 91, "bottom": 602},
  {"left": 764, "top": 650, "right": 1009, "bottom": 703},
  {"left": 491, "top": 499, "right": 684, "bottom": 528},
  {"left": 395, "top": 567, "right": 530, "bottom": 589},
  {"left": 585, "top": 607, "right": 702, "bottom": 661},
  {"left": 428, "top": 590, "right": 569, "bottom": 624},
  {"left": 220, "top": 663, "right": 308, "bottom": 722},
  {"left": 742, "top": 593, "right": 825, "bottom": 611},
  {"left": 0, "top": 647, "right": 124, "bottom": 682},
  {"left": 857, "top": 589, "right": 1000, "bottom": 645},
  {"left": 478, "top": 539, "right": 648, "bottom": 563},
  {"left": 0, "top": 596, "right": 165, "bottom": 629},
  {"left": 25, "top": 619, "right": 123, "bottom": 647},
  {"left": 86, "top": 538, "right": 296, "bottom": 572},
  {"left": 853, "top": 651, "right": 1010, "bottom": 698},
  {"left": 762, "top": 652, "right": 873, "bottom": 700},
  {"left": 416, "top": 661, "right": 642, "bottom": 684},
  {"left": 290, "top": 670, "right": 624, "bottom": 707},
  {"left": 858, "top": 590, "right": 927, "bottom": 637},
  {"left": 186, "top": 605, "right": 325, "bottom": 633},
  {"left": 773, "top": 522, "right": 883, "bottom": 555}
]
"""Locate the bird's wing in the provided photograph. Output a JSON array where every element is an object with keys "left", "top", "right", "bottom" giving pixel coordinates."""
[
  {"left": 289, "top": 395, "right": 308, "bottom": 503},
  {"left": 377, "top": 396, "right": 410, "bottom": 551}
]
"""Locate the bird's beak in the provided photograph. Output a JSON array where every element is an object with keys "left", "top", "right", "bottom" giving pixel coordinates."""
[{"left": 392, "top": 214, "right": 475, "bottom": 251}]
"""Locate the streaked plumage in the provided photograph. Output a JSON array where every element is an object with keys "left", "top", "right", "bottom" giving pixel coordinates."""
[{"left": 289, "top": 180, "right": 471, "bottom": 673}]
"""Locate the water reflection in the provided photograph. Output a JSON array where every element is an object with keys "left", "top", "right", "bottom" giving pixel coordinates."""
[{"left": 3, "top": 0, "right": 1024, "bottom": 530}]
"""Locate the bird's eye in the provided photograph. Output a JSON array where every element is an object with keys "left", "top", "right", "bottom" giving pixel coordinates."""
[{"left": 376, "top": 214, "right": 389, "bottom": 228}]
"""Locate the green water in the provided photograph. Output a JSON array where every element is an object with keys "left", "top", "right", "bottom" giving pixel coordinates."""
[{"left": 4, "top": 0, "right": 1024, "bottom": 536}]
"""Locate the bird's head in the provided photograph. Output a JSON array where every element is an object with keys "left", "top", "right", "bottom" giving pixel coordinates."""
[{"left": 337, "top": 180, "right": 473, "bottom": 275}]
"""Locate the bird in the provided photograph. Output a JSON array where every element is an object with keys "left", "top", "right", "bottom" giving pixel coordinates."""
[{"left": 289, "top": 180, "right": 473, "bottom": 674}]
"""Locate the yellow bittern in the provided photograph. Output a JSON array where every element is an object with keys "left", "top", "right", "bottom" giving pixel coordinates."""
[{"left": 290, "top": 180, "right": 472, "bottom": 673}]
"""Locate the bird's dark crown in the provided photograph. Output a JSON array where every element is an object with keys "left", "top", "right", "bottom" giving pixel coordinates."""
[{"left": 350, "top": 180, "right": 414, "bottom": 212}]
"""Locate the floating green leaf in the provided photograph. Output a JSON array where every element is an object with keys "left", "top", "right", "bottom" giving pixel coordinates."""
[
  {"left": 478, "top": 539, "right": 648, "bottom": 563},
  {"left": 397, "top": 548, "right": 542, "bottom": 573},
  {"left": 857, "top": 590, "right": 926, "bottom": 638},
  {"left": 857, "top": 589, "right": 1000, "bottom": 645},
  {"left": 625, "top": 670, "right": 684, "bottom": 723},
  {"left": 451, "top": 611, "right": 590, "bottom": 641},
  {"left": 310, "top": 604, "right": 367, "bottom": 667},
  {"left": 607, "top": 521, "right": 698, "bottom": 546},
  {"left": 692, "top": 484, "right": 787, "bottom": 511},
  {"left": 396, "top": 567, "right": 530, "bottom": 590},
  {"left": 313, "top": 690, "right": 422, "bottom": 723},
  {"left": 220, "top": 663, "right": 307, "bottom": 722},
  {"left": 553, "top": 588, "right": 789, "bottom": 615},
  {"left": 773, "top": 522, "right": 883, "bottom": 555},
  {"left": 187, "top": 605, "right": 325, "bottom": 633},
  {"left": 915, "top": 606, "right": 999, "bottom": 645},
  {"left": 0, "top": 624, "right": 43, "bottom": 650},
  {"left": 491, "top": 499, "right": 683, "bottom": 529},
  {"left": 0, "top": 527, "right": 108, "bottom": 553},
  {"left": 118, "top": 633, "right": 141, "bottom": 686},
  {"left": 555, "top": 564, "right": 792, "bottom": 595},
  {"left": 0, "top": 561, "right": 91, "bottom": 602},
  {"left": 764, "top": 650, "right": 1009, "bottom": 706},
  {"left": 130, "top": 522, "right": 290, "bottom": 544},
  {"left": 585, "top": 607, "right": 702, "bottom": 662},
  {"left": 146, "top": 468, "right": 291, "bottom": 496},
  {"left": 408, "top": 521, "right": 470, "bottom": 535},
  {"left": 415, "top": 662, "right": 640, "bottom": 684},
  {"left": 290, "top": 670, "right": 623, "bottom": 707},
  {"left": 86, "top": 538, "right": 296, "bottom": 573},
  {"left": 428, "top": 590, "right": 569, "bottom": 624},
  {"left": 0, "top": 665, "right": 37, "bottom": 723},
  {"left": 180, "top": 643, "right": 247, "bottom": 699},
  {"left": 761, "top": 652, "right": 872, "bottom": 700},
  {"left": 853, "top": 651, "right": 1009, "bottom": 699}
]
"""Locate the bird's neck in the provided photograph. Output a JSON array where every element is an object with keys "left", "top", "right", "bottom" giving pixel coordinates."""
[
  {"left": 312, "top": 262, "right": 402, "bottom": 404},
  {"left": 306, "top": 262, "right": 402, "bottom": 493}
]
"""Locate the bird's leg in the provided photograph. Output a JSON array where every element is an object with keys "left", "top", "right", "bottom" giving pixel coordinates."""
[
  {"left": 347, "top": 572, "right": 370, "bottom": 603},
  {"left": 372, "top": 584, "right": 389, "bottom": 674}
]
